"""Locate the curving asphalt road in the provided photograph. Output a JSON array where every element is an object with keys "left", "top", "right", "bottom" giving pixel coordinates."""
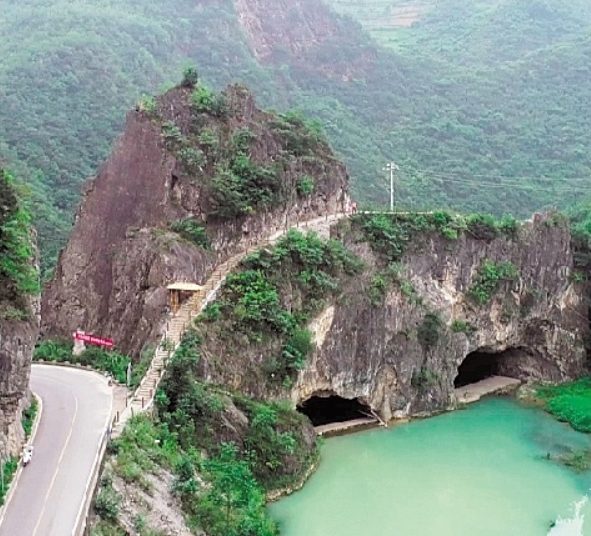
[{"left": 0, "top": 364, "right": 112, "bottom": 536}]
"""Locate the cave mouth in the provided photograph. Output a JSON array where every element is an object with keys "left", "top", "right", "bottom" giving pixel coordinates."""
[
  {"left": 454, "top": 349, "right": 504, "bottom": 388},
  {"left": 297, "top": 393, "right": 371, "bottom": 427}
]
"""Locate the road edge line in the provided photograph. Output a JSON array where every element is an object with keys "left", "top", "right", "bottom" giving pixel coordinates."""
[
  {"left": 0, "top": 392, "right": 43, "bottom": 528},
  {"left": 72, "top": 375, "right": 114, "bottom": 536}
]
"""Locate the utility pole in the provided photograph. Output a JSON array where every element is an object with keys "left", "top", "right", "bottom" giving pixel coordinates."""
[{"left": 383, "top": 161, "right": 398, "bottom": 212}]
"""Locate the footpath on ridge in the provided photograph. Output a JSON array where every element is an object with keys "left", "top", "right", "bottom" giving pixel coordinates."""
[{"left": 112, "top": 212, "right": 346, "bottom": 436}]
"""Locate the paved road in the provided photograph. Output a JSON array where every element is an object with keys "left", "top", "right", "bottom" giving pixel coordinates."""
[{"left": 0, "top": 364, "right": 112, "bottom": 536}]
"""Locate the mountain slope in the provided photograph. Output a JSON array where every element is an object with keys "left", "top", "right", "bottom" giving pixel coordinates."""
[{"left": 1, "top": 0, "right": 590, "bottom": 270}]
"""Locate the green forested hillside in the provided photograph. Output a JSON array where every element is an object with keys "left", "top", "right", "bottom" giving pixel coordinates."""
[
  {"left": 0, "top": 168, "right": 39, "bottom": 317},
  {"left": 327, "top": 0, "right": 591, "bottom": 61},
  {"left": 1, "top": 0, "right": 590, "bottom": 272}
]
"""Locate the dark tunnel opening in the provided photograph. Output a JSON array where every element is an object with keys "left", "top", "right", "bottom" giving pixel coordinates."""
[
  {"left": 297, "top": 394, "right": 371, "bottom": 427},
  {"left": 454, "top": 349, "right": 502, "bottom": 388}
]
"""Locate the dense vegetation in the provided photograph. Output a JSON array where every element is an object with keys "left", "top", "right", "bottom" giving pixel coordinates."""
[
  {"left": 535, "top": 376, "right": 591, "bottom": 472},
  {"left": 196, "top": 230, "right": 363, "bottom": 388},
  {"left": 567, "top": 198, "right": 591, "bottom": 360},
  {"left": 0, "top": 168, "right": 39, "bottom": 318},
  {"left": 156, "top": 81, "right": 329, "bottom": 223},
  {"left": 535, "top": 378, "right": 591, "bottom": 433},
  {"left": 93, "top": 337, "right": 318, "bottom": 536},
  {"left": 468, "top": 260, "right": 520, "bottom": 305},
  {"left": 351, "top": 211, "right": 519, "bottom": 264},
  {"left": 1, "top": 0, "right": 589, "bottom": 272},
  {"left": 33, "top": 339, "right": 151, "bottom": 388},
  {"left": 570, "top": 199, "right": 591, "bottom": 241},
  {"left": 0, "top": 457, "right": 18, "bottom": 507},
  {"left": 21, "top": 397, "right": 38, "bottom": 439}
]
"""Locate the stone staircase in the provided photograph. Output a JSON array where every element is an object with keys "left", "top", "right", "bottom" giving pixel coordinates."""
[{"left": 113, "top": 212, "right": 346, "bottom": 433}]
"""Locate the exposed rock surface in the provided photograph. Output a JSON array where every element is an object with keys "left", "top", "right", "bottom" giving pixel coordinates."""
[
  {"left": 234, "top": 0, "right": 376, "bottom": 80},
  {"left": 190, "top": 212, "right": 588, "bottom": 419},
  {"left": 235, "top": 0, "right": 343, "bottom": 62},
  {"left": 293, "top": 213, "right": 589, "bottom": 419},
  {"left": 42, "top": 85, "right": 349, "bottom": 357},
  {"left": 0, "top": 309, "right": 38, "bottom": 454},
  {"left": 101, "top": 465, "right": 196, "bottom": 536}
]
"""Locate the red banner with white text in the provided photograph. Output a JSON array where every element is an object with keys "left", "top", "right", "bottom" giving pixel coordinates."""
[{"left": 74, "top": 331, "right": 114, "bottom": 349}]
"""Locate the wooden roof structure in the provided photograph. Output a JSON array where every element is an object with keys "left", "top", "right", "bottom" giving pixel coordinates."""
[
  {"left": 166, "top": 282, "right": 204, "bottom": 291},
  {"left": 167, "top": 282, "right": 204, "bottom": 313}
]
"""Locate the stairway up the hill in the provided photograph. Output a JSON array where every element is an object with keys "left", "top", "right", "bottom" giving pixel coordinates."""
[{"left": 112, "top": 212, "right": 345, "bottom": 435}]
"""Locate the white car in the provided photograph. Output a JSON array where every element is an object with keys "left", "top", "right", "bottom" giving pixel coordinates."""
[{"left": 22, "top": 445, "right": 34, "bottom": 466}]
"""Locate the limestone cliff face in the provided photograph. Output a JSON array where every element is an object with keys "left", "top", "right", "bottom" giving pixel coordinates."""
[
  {"left": 42, "top": 85, "right": 349, "bottom": 356},
  {"left": 0, "top": 303, "right": 38, "bottom": 454},
  {"left": 294, "top": 213, "right": 588, "bottom": 419},
  {"left": 192, "top": 211, "right": 588, "bottom": 418}
]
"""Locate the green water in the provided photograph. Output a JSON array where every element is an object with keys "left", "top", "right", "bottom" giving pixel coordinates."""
[{"left": 269, "top": 398, "right": 591, "bottom": 536}]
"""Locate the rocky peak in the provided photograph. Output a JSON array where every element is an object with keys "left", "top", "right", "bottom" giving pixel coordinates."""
[{"left": 42, "top": 81, "right": 349, "bottom": 356}]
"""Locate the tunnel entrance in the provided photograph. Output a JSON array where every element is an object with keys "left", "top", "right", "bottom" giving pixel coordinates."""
[
  {"left": 297, "top": 393, "right": 372, "bottom": 427},
  {"left": 454, "top": 349, "right": 503, "bottom": 388}
]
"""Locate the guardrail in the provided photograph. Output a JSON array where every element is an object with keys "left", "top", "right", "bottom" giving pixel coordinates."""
[{"left": 74, "top": 403, "right": 112, "bottom": 536}]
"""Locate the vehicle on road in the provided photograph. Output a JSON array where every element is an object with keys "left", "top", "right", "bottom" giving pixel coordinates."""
[{"left": 22, "top": 445, "right": 34, "bottom": 466}]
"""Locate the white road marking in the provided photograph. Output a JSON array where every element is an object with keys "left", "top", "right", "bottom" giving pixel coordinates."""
[
  {"left": 31, "top": 386, "right": 79, "bottom": 536},
  {"left": 71, "top": 380, "right": 113, "bottom": 535}
]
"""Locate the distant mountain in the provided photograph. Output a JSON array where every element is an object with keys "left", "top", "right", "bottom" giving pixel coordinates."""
[{"left": 1, "top": 0, "right": 590, "bottom": 271}]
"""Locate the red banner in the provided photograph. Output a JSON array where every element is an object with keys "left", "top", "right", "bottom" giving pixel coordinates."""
[{"left": 74, "top": 331, "right": 114, "bottom": 349}]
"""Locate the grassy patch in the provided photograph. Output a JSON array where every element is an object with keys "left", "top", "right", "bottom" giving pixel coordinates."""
[
  {"left": 417, "top": 312, "right": 443, "bottom": 351},
  {"left": 21, "top": 397, "right": 38, "bottom": 438},
  {"left": 450, "top": 320, "right": 477, "bottom": 335},
  {"left": 468, "top": 260, "right": 519, "bottom": 305},
  {"left": 535, "top": 378, "right": 591, "bottom": 432},
  {"left": 198, "top": 230, "right": 362, "bottom": 384},
  {"left": 103, "top": 394, "right": 309, "bottom": 536},
  {"left": 108, "top": 416, "right": 181, "bottom": 491},
  {"left": 89, "top": 521, "right": 127, "bottom": 536},
  {"left": 411, "top": 367, "right": 440, "bottom": 391},
  {"left": 157, "top": 335, "right": 318, "bottom": 492},
  {"left": 170, "top": 219, "right": 209, "bottom": 248},
  {"left": 34, "top": 340, "right": 132, "bottom": 384},
  {"left": 0, "top": 457, "right": 18, "bottom": 506}
]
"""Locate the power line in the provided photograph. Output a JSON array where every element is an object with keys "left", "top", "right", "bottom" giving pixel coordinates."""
[
  {"left": 366, "top": 174, "right": 590, "bottom": 196},
  {"left": 404, "top": 170, "right": 591, "bottom": 183}
]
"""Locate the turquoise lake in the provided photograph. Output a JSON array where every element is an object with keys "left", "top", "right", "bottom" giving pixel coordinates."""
[{"left": 269, "top": 398, "right": 591, "bottom": 536}]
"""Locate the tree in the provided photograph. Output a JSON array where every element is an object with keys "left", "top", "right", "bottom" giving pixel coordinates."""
[{"left": 181, "top": 66, "right": 199, "bottom": 87}]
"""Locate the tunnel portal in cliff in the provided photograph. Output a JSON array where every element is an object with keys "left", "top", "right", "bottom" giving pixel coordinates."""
[
  {"left": 454, "top": 347, "right": 530, "bottom": 388},
  {"left": 297, "top": 393, "right": 371, "bottom": 426}
]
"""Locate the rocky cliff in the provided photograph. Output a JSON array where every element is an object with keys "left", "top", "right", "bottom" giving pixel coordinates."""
[
  {"left": 0, "top": 311, "right": 37, "bottom": 454},
  {"left": 234, "top": 0, "right": 376, "bottom": 80},
  {"left": 235, "top": 0, "right": 344, "bottom": 62},
  {"left": 0, "top": 169, "right": 39, "bottom": 455},
  {"left": 299, "top": 212, "right": 589, "bottom": 419},
  {"left": 42, "top": 82, "right": 349, "bottom": 356},
  {"left": 193, "top": 212, "right": 589, "bottom": 419}
]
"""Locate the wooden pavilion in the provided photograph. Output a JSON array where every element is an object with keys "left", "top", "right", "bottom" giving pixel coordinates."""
[{"left": 166, "top": 282, "right": 204, "bottom": 314}]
